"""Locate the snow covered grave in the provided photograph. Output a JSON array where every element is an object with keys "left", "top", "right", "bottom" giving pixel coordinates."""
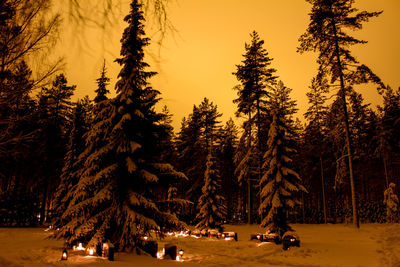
[{"left": 1, "top": 224, "right": 400, "bottom": 266}]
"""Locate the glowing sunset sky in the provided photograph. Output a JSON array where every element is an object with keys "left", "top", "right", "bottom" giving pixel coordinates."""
[{"left": 59, "top": 0, "right": 400, "bottom": 130}]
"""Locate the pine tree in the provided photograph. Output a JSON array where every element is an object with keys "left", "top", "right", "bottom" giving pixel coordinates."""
[
  {"left": 233, "top": 31, "right": 278, "bottom": 223},
  {"left": 384, "top": 183, "right": 399, "bottom": 223},
  {"left": 298, "top": 0, "right": 384, "bottom": 228},
  {"left": 57, "top": 0, "right": 185, "bottom": 250},
  {"left": 259, "top": 110, "right": 307, "bottom": 237},
  {"left": 195, "top": 153, "right": 226, "bottom": 231}
]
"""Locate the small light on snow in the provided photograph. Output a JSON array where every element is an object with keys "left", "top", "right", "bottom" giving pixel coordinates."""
[
  {"left": 290, "top": 238, "right": 295, "bottom": 242},
  {"left": 77, "top": 243, "right": 84, "bottom": 250},
  {"left": 179, "top": 249, "right": 184, "bottom": 257},
  {"left": 88, "top": 248, "right": 94, "bottom": 256},
  {"left": 257, "top": 234, "right": 261, "bottom": 239},
  {"left": 143, "top": 236, "right": 148, "bottom": 240},
  {"left": 61, "top": 249, "right": 68, "bottom": 260},
  {"left": 176, "top": 255, "right": 180, "bottom": 261},
  {"left": 156, "top": 251, "right": 163, "bottom": 259},
  {"left": 221, "top": 234, "right": 225, "bottom": 238}
]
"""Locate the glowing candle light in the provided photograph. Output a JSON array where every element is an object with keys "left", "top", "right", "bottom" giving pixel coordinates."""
[{"left": 61, "top": 249, "right": 68, "bottom": 260}]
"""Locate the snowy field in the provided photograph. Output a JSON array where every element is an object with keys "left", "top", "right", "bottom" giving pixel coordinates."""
[{"left": 1, "top": 224, "right": 400, "bottom": 267}]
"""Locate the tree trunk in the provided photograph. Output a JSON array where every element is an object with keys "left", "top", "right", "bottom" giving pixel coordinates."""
[
  {"left": 331, "top": 17, "right": 359, "bottom": 228},
  {"left": 247, "top": 113, "right": 252, "bottom": 224},
  {"left": 383, "top": 157, "right": 389, "bottom": 188},
  {"left": 320, "top": 156, "right": 327, "bottom": 224}
]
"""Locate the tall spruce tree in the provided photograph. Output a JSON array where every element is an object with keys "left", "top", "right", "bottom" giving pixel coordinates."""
[
  {"left": 259, "top": 110, "right": 307, "bottom": 236},
  {"left": 57, "top": 0, "right": 185, "bottom": 250},
  {"left": 298, "top": 0, "right": 384, "bottom": 228},
  {"left": 195, "top": 153, "right": 226, "bottom": 231}
]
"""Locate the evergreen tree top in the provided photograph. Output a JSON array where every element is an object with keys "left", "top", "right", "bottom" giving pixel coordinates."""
[
  {"left": 94, "top": 60, "right": 110, "bottom": 104},
  {"left": 233, "top": 31, "right": 278, "bottom": 117},
  {"left": 298, "top": 0, "right": 384, "bottom": 89},
  {"left": 115, "top": 0, "right": 156, "bottom": 97}
]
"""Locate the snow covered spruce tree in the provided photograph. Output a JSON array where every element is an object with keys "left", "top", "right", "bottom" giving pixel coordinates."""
[
  {"left": 52, "top": 99, "right": 91, "bottom": 227},
  {"left": 384, "top": 183, "right": 399, "bottom": 223},
  {"left": 94, "top": 60, "right": 111, "bottom": 104},
  {"left": 195, "top": 153, "right": 226, "bottom": 231},
  {"left": 259, "top": 108, "right": 307, "bottom": 237},
  {"left": 57, "top": 0, "right": 186, "bottom": 251}
]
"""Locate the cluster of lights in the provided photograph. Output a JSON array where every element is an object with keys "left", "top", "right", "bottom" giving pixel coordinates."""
[
  {"left": 166, "top": 231, "right": 190, "bottom": 237},
  {"left": 73, "top": 242, "right": 85, "bottom": 251},
  {"left": 156, "top": 248, "right": 184, "bottom": 261}
]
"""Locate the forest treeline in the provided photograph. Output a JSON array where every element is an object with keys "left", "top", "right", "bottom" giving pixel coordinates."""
[{"left": 1, "top": 0, "right": 400, "bottom": 251}]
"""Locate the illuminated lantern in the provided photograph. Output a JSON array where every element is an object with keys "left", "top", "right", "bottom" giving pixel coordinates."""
[
  {"left": 77, "top": 243, "right": 84, "bottom": 250},
  {"left": 88, "top": 248, "right": 94, "bottom": 256},
  {"left": 179, "top": 249, "right": 184, "bottom": 258},
  {"left": 61, "top": 249, "right": 68, "bottom": 260}
]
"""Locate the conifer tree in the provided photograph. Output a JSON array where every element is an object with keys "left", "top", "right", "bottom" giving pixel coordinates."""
[
  {"left": 36, "top": 73, "right": 75, "bottom": 223},
  {"left": 384, "top": 183, "right": 399, "bottom": 223},
  {"left": 52, "top": 99, "right": 91, "bottom": 226},
  {"left": 304, "top": 76, "right": 329, "bottom": 223},
  {"left": 377, "top": 86, "right": 400, "bottom": 187},
  {"left": 195, "top": 153, "right": 226, "bottom": 231},
  {"left": 219, "top": 118, "right": 239, "bottom": 221},
  {"left": 57, "top": 0, "right": 185, "bottom": 250},
  {"left": 298, "top": 0, "right": 384, "bottom": 228},
  {"left": 159, "top": 105, "right": 175, "bottom": 162},
  {"left": 94, "top": 60, "right": 110, "bottom": 103},
  {"left": 259, "top": 110, "right": 307, "bottom": 236},
  {"left": 198, "top": 98, "right": 222, "bottom": 152},
  {"left": 175, "top": 99, "right": 222, "bottom": 209},
  {"left": 233, "top": 31, "right": 277, "bottom": 223}
]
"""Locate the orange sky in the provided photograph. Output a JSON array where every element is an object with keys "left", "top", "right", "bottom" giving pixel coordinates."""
[{"left": 58, "top": 0, "right": 400, "bottom": 131}]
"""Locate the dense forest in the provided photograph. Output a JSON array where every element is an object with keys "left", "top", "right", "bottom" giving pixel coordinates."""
[{"left": 1, "top": 0, "right": 400, "bottom": 252}]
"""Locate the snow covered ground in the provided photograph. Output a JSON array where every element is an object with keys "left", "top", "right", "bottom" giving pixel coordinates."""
[{"left": 1, "top": 223, "right": 399, "bottom": 266}]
